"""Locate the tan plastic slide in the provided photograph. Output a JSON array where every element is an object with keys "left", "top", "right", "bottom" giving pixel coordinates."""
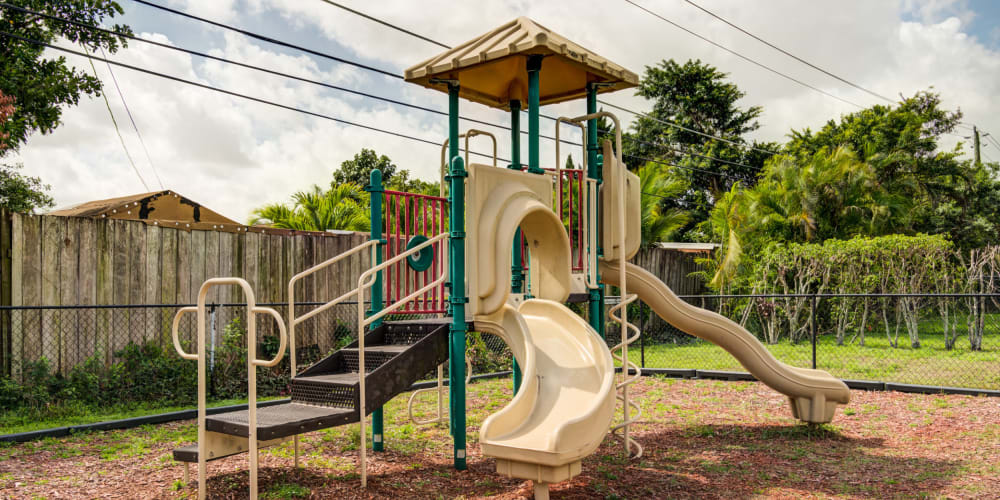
[
  {"left": 475, "top": 299, "right": 616, "bottom": 495},
  {"left": 600, "top": 260, "right": 850, "bottom": 423}
]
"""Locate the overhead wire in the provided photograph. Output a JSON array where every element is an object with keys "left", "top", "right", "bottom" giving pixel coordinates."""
[
  {"left": 620, "top": 0, "right": 863, "bottom": 108},
  {"left": 316, "top": 0, "right": 450, "bottom": 49},
  {"left": 125, "top": 1, "right": 766, "bottom": 170},
  {"left": 681, "top": 0, "right": 894, "bottom": 103},
  {"left": 303, "top": 0, "right": 767, "bottom": 166},
  {"left": 81, "top": 44, "right": 149, "bottom": 191},
  {"left": 0, "top": 30, "right": 500, "bottom": 162},
  {"left": 98, "top": 46, "right": 164, "bottom": 189}
]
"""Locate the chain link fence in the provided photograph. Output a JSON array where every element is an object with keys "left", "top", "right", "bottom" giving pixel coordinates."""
[
  {"left": 3, "top": 292, "right": 998, "bottom": 415},
  {"left": 630, "top": 294, "right": 1000, "bottom": 391}
]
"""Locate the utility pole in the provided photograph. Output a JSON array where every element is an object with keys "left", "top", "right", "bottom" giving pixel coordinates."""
[{"left": 974, "top": 125, "right": 982, "bottom": 166}]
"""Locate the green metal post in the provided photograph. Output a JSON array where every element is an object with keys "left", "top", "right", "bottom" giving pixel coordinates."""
[
  {"left": 366, "top": 169, "right": 385, "bottom": 451},
  {"left": 586, "top": 83, "right": 606, "bottom": 339},
  {"left": 508, "top": 99, "right": 523, "bottom": 394},
  {"left": 445, "top": 82, "right": 468, "bottom": 470},
  {"left": 526, "top": 55, "right": 544, "bottom": 175}
]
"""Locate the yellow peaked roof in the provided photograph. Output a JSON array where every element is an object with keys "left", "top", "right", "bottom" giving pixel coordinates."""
[{"left": 404, "top": 17, "right": 638, "bottom": 110}]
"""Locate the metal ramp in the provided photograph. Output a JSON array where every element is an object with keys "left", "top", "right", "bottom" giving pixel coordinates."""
[{"left": 173, "top": 319, "right": 448, "bottom": 463}]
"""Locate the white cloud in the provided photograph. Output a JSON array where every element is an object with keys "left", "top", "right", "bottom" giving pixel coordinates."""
[{"left": 11, "top": 0, "right": 1000, "bottom": 221}]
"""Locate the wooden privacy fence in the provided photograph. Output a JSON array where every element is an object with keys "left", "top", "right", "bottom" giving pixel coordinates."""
[{"left": 0, "top": 210, "right": 372, "bottom": 376}]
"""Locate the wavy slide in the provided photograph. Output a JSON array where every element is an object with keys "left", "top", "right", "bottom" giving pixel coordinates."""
[
  {"left": 601, "top": 261, "right": 850, "bottom": 423},
  {"left": 475, "top": 299, "right": 616, "bottom": 492}
]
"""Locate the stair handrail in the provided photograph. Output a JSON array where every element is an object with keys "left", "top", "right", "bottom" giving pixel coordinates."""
[
  {"left": 355, "top": 231, "right": 449, "bottom": 488},
  {"left": 169, "top": 277, "right": 288, "bottom": 500},
  {"left": 287, "top": 239, "right": 379, "bottom": 375}
]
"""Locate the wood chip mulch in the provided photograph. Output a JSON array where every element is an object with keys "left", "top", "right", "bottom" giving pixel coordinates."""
[{"left": 2, "top": 376, "right": 998, "bottom": 499}]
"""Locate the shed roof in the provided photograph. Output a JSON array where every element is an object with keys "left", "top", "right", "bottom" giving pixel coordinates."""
[
  {"left": 49, "top": 190, "right": 243, "bottom": 232},
  {"left": 404, "top": 17, "right": 638, "bottom": 110}
]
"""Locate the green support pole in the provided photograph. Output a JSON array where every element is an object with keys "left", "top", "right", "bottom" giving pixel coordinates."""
[
  {"left": 366, "top": 169, "right": 385, "bottom": 451},
  {"left": 508, "top": 99, "right": 523, "bottom": 394},
  {"left": 526, "top": 55, "right": 544, "bottom": 175},
  {"left": 586, "top": 83, "right": 606, "bottom": 339},
  {"left": 445, "top": 81, "right": 468, "bottom": 471}
]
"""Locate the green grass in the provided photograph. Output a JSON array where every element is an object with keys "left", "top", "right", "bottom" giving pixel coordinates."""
[
  {"left": 0, "top": 396, "right": 284, "bottom": 436},
  {"left": 641, "top": 330, "right": 1000, "bottom": 389}
]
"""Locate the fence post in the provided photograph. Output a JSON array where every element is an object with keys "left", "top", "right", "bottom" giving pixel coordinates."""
[
  {"left": 209, "top": 304, "right": 217, "bottom": 399},
  {"left": 640, "top": 302, "right": 645, "bottom": 369},
  {"left": 811, "top": 295, "right": 818, "bottom": 370}
]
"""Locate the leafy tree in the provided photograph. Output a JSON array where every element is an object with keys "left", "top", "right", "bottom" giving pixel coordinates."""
[
  {"left": 249, "top": 183, "right": 369, "bottom": 232},
  {"left": 637, "top": 162, "right": 688, "bottom": 248},
  {"left": 623, "top": 59, "right": 778, "bottom": 240},
  {"left": 385, "top": 169, "right": 439, "bottom": 196},
  {"left": 0, "top": 1, "right": 132, "bottom": 153},
  {"left": 332, "top": 148, "right": 397, "bottom": 187},
  {"left": 0, "top": 163, "right": 54, "bottom": 213},
  {"left": 0, "top": 91, "right": 13, "bottom": 152},
  {"left": 785, "top": 91, "right": 992, "bottom": 248},
  {"left": 700, "top": 147, "right": 906, "bottom": 290}
]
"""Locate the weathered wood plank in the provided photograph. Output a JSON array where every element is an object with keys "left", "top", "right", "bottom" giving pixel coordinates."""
[
  {"left": 176, "top": 230, "right": 191, "bottom": 305},
  {"left": 189, "top": 230, "right": 206, "bottom": 306},
  {"left": 159, "top": 228, "right": 178, "bottom": 346},
  {"left": 0, "top": 209, "right": 11, "bottom": 376},
  {"left": 40, "top": 216, "right": 62, "bottom": 370},
  {"left": 205, "top": 230, "right": 221, "bottom": 296},
  {"left": 111, "top": 219, "right": 131, "bottom": 356},
  {"left": 95, "top": 216, "right": 114, "bottom": 364},
  {"left": 128, "top": 222, "right": 147, "bottom": 345},
  {"left": 144, "top": 225, "right": 161, "bottom": 345},
  {"left": 59, "top": 217, "right": 80, "bottom": 371},
  {"left": 10, "top": 214, "right": 26, "bottom": 377}
]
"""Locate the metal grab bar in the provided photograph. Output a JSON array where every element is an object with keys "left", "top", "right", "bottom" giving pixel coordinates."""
[
  {"left": 407, "top": 357, "right": 472, "bottom": 426},
  {"left": 354, "top": 232, "right": 448, "bottom": 488},
  {"left": 251, "top": 306, "right": 287, "bottom": 367},
  {"left": 439, "top": 129, "right": 498, "bottom": 196},
  {"left": 169, "top": 277, "right": 288, "bottom": 500},
  {"left": 171, "top": 306, "right": 199, "bottom": 361}
]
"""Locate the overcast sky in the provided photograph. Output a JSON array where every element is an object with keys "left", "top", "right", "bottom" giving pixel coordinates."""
[{"left": 10, "top": 0, "right": 1000, "bottom": 222}]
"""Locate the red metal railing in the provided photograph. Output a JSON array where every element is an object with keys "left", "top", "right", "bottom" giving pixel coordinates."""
[{"left": 382, "top": 190, "right": 448, "bottom": 314}]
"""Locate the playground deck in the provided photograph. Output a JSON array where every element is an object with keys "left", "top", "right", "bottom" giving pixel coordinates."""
[{"left": 2, "top": 376, "right": 997, "bottom": 499}]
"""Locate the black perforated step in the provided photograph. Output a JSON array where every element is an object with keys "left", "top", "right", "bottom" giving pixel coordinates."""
[
  {"left": 204, "top": 403, "right": 356, "bottom": 440},
  {"left": 341, "top": 344, "right": 409, "bottom": 372}
]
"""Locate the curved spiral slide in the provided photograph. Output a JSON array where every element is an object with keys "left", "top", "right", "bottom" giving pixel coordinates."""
[
  {"left": 601, "top": 261, "right": 850, "bottom": 423},
  {"left": 475, "top": 299, "right": 616, "bottom": 492}
]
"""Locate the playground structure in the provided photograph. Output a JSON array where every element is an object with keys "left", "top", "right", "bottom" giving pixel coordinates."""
[{"left": 170, "top": 17, "right": 850, "bottom": 500}]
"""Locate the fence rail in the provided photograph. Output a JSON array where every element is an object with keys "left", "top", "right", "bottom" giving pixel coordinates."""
[
  {"left": 611, "top": 292, "right": 1000, "bottom": 391},
  {"left": 3, "top": 292, "right": 998, "bottom": 402}
]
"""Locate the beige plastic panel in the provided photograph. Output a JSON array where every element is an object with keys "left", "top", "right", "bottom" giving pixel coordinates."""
[
  {"left": 467, "top": 164, "right": 571, "bottom": 316},
  {"left": 600, "top": 140, "right": 641, "bottom": 261},
  {"left": 600, "top": 261, "right": 850, "bottom": 423},
  {"left": 477, "top": 299, "right": 615, "bottom": 470}
]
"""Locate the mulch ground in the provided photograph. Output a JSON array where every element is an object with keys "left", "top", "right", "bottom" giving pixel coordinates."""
[{"left": 2, "top": 376, "right": 998, "bottom": 499}]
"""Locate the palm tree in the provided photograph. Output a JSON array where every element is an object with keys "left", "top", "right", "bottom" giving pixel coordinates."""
[
  {"left": 249, "top": 183, "right": 370, "bottom": 232},
  {"left": 637, "top": 162, "right": 689, "bottom": 248}
]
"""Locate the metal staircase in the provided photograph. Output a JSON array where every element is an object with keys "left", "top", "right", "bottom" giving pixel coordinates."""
[{"left": 173, "top": 319, "right": 448, "bottom": 463}]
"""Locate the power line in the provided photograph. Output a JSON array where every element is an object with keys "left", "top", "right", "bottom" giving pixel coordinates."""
[
  {"left": 81, "top": 44, "right": 149, "bottom": 191},
  {"left": 681, "top": 0, "right": 894, "bottom": 103},
  {"left": 131, "top": 0, "right": 404, "bottom": 80},
  {"left": 621, "top": 0, "right": 863, "bottom": 108},
  {"left": 316, "top": 0, "right": 449, "bottom": 49},
  {"left": 611, "top": 131, "right": 763, "bottom": 171},
  {"left": 126, "top": 0, "right": 772, "bottom": 166},
  {"left": 0, "top": 3, "right": 547, "bottom": 141},
  {"left": 597, "top": 100, "right": 776, "bottom": 156},
  {"left": 0, "top": 30, "right": 501, "bottom": 163},
  {"left": 99, "top": 46, "right": 164, "bottom": 189}
]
